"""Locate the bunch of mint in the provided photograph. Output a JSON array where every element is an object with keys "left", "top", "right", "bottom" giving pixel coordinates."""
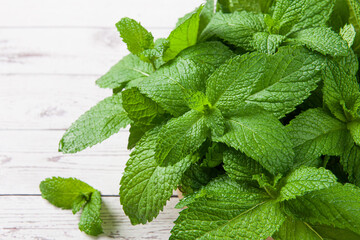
[{"left": 40, "top": 0, "right": 360, "bottom": 238}]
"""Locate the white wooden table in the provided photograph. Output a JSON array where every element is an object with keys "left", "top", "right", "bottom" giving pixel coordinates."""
[{"left": 0, "top": 1, "right": 203, "bottom": 239}]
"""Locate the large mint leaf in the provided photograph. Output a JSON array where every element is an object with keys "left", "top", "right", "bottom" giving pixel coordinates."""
[
  {"left": 138, "top": 58, "right": 208, "bottom": 116},
  {"left": 341, "top": 144, "right": 360, "bottom": 186},
  {"left": 286, "top": 108, "right": 352, "bottom": 167},
  {"left": 116, "top": 18, "right": 154, "bottom": 55},
  {"left": 171, "top": 176, "right": 284, "bottom": 240},
  {"left": 40, "top": 177, "right": 95, "bottom": 210},
  {"left": 279, "top": 166, "right": 337, "bottom": 201},
  {"left": 120, "top": 127, "right": 193, "bottom": 224},
  {"left": 163, "top": 7, "right": 203, "bottom": 61},
  {"left": 200, "top": 11, "right": 266, "bottom": 51},
  {"left": 156, "top": 110, "right": 209, "bottom": 166},
  {"left": 78, "top": 190, "right": 103, "bottom": 236},
  {"left": 289, "top": 0, "right": 336, "bottom": 33},
  {"left": 96, "top": 54, "right": 153, "bottom": 89},
  {"left": 59, "top": 94, "right": 131, "bottom": 153},
  {"left": 207, "top": 47, "right": 325, "bottom": 118},
  {"left": 292, "top": 27, "right": 349, "bottom": 57},
  {"left": 272, "top": 0, "right": 304, "bottom": 34},
  {"left": 274, "top": 218, "right": 360, "bottom": 240},
  {"left": 285, "top": 183, "right": 360, "bottom": 235},
  {"left": 214, "top": 105, "right": 294, "bottom": 175},
  {"left": 322, "top": 59, "right": 360, "bottom": 122},
  {"left": 223, "top": 148, "right": 267, "bottom": 182}
]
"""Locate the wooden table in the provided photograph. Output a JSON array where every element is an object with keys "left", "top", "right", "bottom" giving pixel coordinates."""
[{"left": 0, "top": 1, "right": 203, "bottom": 239}]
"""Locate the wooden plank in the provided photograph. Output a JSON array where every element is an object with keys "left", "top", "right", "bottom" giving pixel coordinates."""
[
  {"left": 0, "top": 196, "right": 180, "bottom": 239},
  {"left": 0, "top": 75, "right": 113, "bottom": 130},
  {"left": 0, "top": 28, "right": 169, "bottom": 75},
  {"left": 0, "top": 0, "right": 204, "bottom": 28}
]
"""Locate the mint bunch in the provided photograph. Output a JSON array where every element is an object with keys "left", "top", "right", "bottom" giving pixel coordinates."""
[{"left": 40, "top": 0, "right": 360, "bottom": 238}]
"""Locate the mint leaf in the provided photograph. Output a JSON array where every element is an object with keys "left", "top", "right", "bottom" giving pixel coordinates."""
[
  {"left": 272, "top": 0, "right": 303, "bottom": 34},
  {"left": 286, "top": 108, "right": 352, "bottom": 167},
  {"left": 122, "top": 87, "right": 164, "bottom": 126},
  {"left": 217, "top": 0, "right": 274, "bottom": 13},
  {"left": 40, "top": 177, "right": 103, "bottom": 236},
  {"left": 279, "top": 166, "right": 337, "bottom": 201},
  {"left": 199, "top": 0, "right": 215, "bottom": 34},
  {"left": 348, "top": 120, "right": 360, "bottom": 145},
  {"left": 78, "top": 190, "right": 103, "bottom": 236},
  {"left": 341, "top": 24, "right": 357, "bottom": 47},
  {"left": 347, "top": 0, "right": 360, "bottom": 54},
  {"left": 200, "top": 11, "right": 266, "bottom": 51},
  {"left": 156, "top": 110, "right": 209, "bottom": 166},
  {"left": 292, "top": 27, "right": 349, "bottom": 57},
  {"left": 223, "top": 148, "right": 266, "bottom": 182},
  {"left": 323, "top": 59, "right": 360, "bottom": 122},
  {"left": 40, "top": 177, "right": 95, "bottom": 210},
  {"left": 171, "top": 176, "right": 284, "bottom": 240},
  {"left": 120, "top": 127, "right": 193, "bottom": 224},
  {"left": 59, "top": 94, "right": 131, "bottom": 153},
  {"left": 341, "top": 144, "right": 360, "bottom": 186},
  {"left": 95, "top": 54, "right": 153, "bottom": 89},
  {"left": 252, "top": 32, "right": 286, "bottom": 54},
  {"left": 183, "top": 90, "right": 210, "bottom": 112},
  {"left": 139, "top": 38, "right": 169, "bottom": 66},
  {"left": 289, "top": 0, "right": 335, "bottom": 33},
  {"left": 214, "top": 105, "right": 294, "bottom": 175},
  {"left": 163, "top": 7, "right": 203, "bottom": 61},
  {"left": 138, "top": 58, "right": 208, "bottom": 116},
  {"left": 274, "top": 218, "right": 360, "bottom": 240},
  {"left": 285, "top": 183, "right": 360, "bottom": 235},
  {"left": 207, "top": 47, "right": 324, "bottom": 118},
  {"left": 116, "top": 18, "right": 154, "bottom": 55}
]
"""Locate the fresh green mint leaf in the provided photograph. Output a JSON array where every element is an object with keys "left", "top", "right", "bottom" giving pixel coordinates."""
[
  {"left": 200, "top": 11, "right": 266, "bottom": 51},
  {"left": 214, "top": 105, "right": 294, "bottom": 175},
  {"left": 120, "top": 127, "right": 193, "bottom": 224},
  {"left": 217, "top": 0, "right": 274, "bottom": 13},
  {"left": 40, "top": 177, "right": 95, "bottom": 210},
  {"left": 285, "top": 183, "right": 360, "bottom": 235},
  {"left": 96, "top": 54, "right": 153, "bottom": 90},
  {"left": 347, "top": 0, "right": 360, "bottom": 54},
  {"left": 272, "top": 0, "right": 303, "bottom": 35},
  {"left": 348, "top": 120, "right": 360, "bottom": 145},
  {"left": 279, "top": 166, "right": 337, "bottom": 201},
  {"left": 199, "top": 0, "right": 215, "bottom": 34},
  {"left": 171, "top": 176, "right": 284, "bottom": 240},
  {"left": 59, "top": 94, "right": 131, "bottom": 153},
  {"left": 292, "top": 27, "right": 349, "bottom": 57},
  {"left": 286, "top": 108, "right": 352, "bottom": 167},
  {"left": 122, "top": 87, "right": 164, "bottom": 126},
  {"left": 163, "top": 6, "right": 203, "bottom": 62},
  {"left": 207, "top": 47, "right": 324, "bottom": 118},
  {"left": 322, "top": 59, "right": 360, "bottom": 122},
  {"left": 341, "top": 24, "right": 357, "bottom": 47},
  {"left": 78, "top": 190, "right": 103, "bottom": 236},
  {"left": 139, "top": 38, "right": 169, "bottom": 66},
  {"left": 116, "top": 18, "right": 154, "bottom": 55},
  {"left": 183, "top": 90, "right": 210, "bottom": 112},
  {"left": 252, "top": 32, "right": 286, "bottom": 54},
  {"left": 289, "top": 0, "right": 336, "bottom": 33},
  {"left": 223, "top": 148, "right": 267, "bottom": 182},
  {"left": 40, "top": 177, "right": 103, "bottom": 236},
  {"left": 156, "top": 110, "right": 209, "bottom": 166},
  {"left": 341, "top": 144, "right": 360, "bottom": 186}
]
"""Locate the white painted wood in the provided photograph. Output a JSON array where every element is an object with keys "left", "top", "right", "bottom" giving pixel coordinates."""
[
  {"left": 0, "top": 196, "right": 180, "bottom": 239},
  {"left": 0, "top": 0, "right": 204, "bottom": 28},
  {"left": 0, "top": 28, "right": 168, "bottom": 75},
  {"left": 0, "top": 75, "right": 112, "bottom": 130}
]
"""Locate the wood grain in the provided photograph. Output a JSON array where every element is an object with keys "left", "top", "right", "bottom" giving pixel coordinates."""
[{"left": 0, "top": 196, "right": 180, "bottom": 240}]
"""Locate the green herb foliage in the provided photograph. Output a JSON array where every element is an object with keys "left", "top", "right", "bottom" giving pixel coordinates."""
[{"left": 43, "top": 0, "right": 360, "bottom": 238}]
